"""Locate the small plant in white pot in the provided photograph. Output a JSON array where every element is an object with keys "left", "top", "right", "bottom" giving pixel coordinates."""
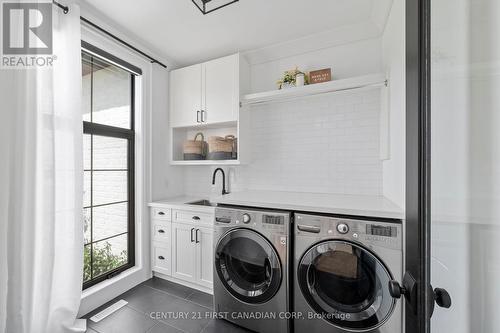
[{"left": 277, "top": 66, "right": 309, "bottom": 89}]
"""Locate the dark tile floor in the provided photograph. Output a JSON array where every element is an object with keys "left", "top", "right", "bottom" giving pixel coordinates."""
[{"left": 85, "top": 277, "right": 251, "bottom": 333}]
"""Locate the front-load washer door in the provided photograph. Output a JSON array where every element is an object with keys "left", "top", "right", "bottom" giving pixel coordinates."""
[
  {"left": 298, "top": 240, "right": 395, "bottom": 332},
  {"left": 215, "top": 228, "right": 282, "bottom": 304}
]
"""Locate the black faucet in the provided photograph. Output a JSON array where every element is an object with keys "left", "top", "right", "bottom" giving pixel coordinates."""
[{"left": 212, "top": 168, "right": 229, "bottom": 195}]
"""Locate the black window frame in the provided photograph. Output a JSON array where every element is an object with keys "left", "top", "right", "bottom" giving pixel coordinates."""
[{"left": 82, "top": 42, "right": 138, "bottom": 290}]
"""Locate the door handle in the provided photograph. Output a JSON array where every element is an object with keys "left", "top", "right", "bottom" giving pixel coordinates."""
[
  {"left": 195, "top": 229, "right": 200, "bottom": 243},
  {"left": 201, "top": 110, "right": 205, "bottom": 122},
  {"left": 197, "top": 110, "right": 200, "bottom": 123},
  {"left": 389, "top": 272, "right": 451, "bottom": 316},
  {"left": 429, "top": 287, "right": 452, "bottom": 316},
  {"left": 297, "top": 224, "right": 321, "bottom": 233},
  {"left": 190, "top": 228, "right": 195, "bottom": 242}
]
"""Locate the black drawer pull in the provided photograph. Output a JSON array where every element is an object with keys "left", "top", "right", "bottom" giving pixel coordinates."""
[
  {"left": 158, "top": 256, "right": 165, "bottom": 260},
  {"left": 158, "top": 229, "right": 165, "bottom": 234},
  {"left": 192, "top": 216, "right": 200, "bottom": 220},
  {"left": 158, "top": 211, "right": 165, "bottom": 216}
]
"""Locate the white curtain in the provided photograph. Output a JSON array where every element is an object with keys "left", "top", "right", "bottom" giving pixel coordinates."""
[{"left": 0, "top": 3, "right": 86, "bottom": 333}]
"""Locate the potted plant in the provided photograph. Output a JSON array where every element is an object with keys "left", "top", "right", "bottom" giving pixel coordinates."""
[{"left": 277, "top": 66, "right": 309, "bottom": 89}]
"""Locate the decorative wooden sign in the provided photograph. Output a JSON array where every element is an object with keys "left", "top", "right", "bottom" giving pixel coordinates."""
[{"left": 309, "top": 68, "right": 332, "bottom": 84}]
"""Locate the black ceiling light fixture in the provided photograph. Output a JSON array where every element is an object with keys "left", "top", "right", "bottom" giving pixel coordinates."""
[{"left": 192, "top": 0, "right": 239, "bottom": 14}]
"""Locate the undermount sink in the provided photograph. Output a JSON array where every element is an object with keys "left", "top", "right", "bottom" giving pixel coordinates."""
[{"left": 187, "top": 199, "right": 217, "bottom": 207}]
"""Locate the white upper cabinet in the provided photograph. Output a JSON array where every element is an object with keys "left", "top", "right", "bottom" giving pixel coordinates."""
[
  {"left": 170, "top": 64, "right": 203, "bottom": 127},
  {"left": 203, "top": 54, "right": 238, "bottom": 124},
  {"left": 170, "top": 53, "right": 247, "bottom": 128}
]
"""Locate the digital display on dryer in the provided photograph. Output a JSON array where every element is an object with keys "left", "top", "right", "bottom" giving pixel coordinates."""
[
  {"left": 366, "top": 225, "right": 397, "bottom": 237},
  {"left": 263, "top": 215, "right": 284, "bottom": 225}
]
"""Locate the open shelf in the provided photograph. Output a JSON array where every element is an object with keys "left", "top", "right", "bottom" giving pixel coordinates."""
[
  {"left": 242, "top": 73, "right": 387, "bottom": 105},
  {"left": 170, "top": 121, "right": 245, "bottom": 166},
  {"left": 170, "top": 160, "right": 241, "bottom": 166}
]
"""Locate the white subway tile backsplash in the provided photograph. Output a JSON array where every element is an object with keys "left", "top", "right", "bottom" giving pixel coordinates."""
[{"left": 183, "top": 89, "right": 383, "bottom": 197}]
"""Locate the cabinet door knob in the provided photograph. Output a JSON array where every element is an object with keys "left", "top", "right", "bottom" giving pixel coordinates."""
[
  {"left": 192, "top": 216, "right": 200, "bottom": 220},
  {"left": 158, "top": 229, "right": 165, "bottom": 234},
  {"left": 158, "top": 256, "right": 165, "bottom": 260}
]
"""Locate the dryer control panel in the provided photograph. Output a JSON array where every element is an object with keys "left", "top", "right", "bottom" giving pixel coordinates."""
[{"left": 295, "top": 213, "right": 402, "bottom": 250}]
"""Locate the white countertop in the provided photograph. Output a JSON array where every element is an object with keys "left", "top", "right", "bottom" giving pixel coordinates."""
[
  {"left": 213, "top": 190, "right": 403, "bottom": 219},
  {"left": 148, "top": 196, "right": 216, "bottom": 214}
]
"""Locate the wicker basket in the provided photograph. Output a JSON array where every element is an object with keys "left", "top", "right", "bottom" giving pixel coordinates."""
[
  {"left": 207, "top": 135, "right": 237, "bottom": 160},
  {"left": 183, "top": 132, "right": 207, "bottom": 160}
]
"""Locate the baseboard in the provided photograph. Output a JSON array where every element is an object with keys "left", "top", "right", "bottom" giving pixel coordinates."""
[{"left": 153, "top": 271, "right": 213, "bottom": 295}]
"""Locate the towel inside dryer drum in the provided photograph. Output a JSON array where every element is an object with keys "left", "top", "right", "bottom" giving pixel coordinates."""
[{"left": 310, "top": 245, "right": 376, "bottom": 312}]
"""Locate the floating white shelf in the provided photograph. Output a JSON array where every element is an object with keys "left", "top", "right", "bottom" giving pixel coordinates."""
[
  {"left": 242, "top": 73, "right": 387, "bottom": 105},
  {"left": 170, "top": 160, "right": 241, "bottom": 166}
]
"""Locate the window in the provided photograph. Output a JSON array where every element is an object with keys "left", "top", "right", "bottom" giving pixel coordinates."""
[{"left": 81, "top": 45, "right": 137, "bottom": 289}]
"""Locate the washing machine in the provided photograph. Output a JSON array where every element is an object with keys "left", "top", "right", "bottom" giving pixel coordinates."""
[
  {"left": 294, "top": 213, "right": 402, "bottom": 333},
  {"left": 214, "top": 206, "right": 291, "bottom": 333}
]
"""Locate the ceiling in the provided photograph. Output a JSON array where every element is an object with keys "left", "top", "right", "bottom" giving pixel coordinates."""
[{"left": 81, "top": 0, "right": 393, "bottom": 67}]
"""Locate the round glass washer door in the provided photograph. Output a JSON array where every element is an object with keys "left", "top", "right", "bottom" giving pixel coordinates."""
[
  {"left": 298, "top": 240, "right": 395, "bottom": 331},
  {"left": 215, "top": 228, "right": 282, "bottom": 304}
]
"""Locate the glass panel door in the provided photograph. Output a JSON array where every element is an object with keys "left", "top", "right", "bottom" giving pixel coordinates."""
[{"left": 430, "top": 0, "right": 500, "bottom": 332}]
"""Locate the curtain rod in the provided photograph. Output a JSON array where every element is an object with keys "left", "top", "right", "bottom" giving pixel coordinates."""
[{"left": 52, "top": 1, "right": 168, "bottom": 69}]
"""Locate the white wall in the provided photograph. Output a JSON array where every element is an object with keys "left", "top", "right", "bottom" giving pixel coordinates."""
[
  {"left": 178, "top": 38, "right": 388, "bottom": 198},
  {"left": 381, "top": 0, "right": 405, "bottom": 209},
  {"left": 430, "top": 0, "right": 500, "bottom": 332},
  {"left": 151, "top": 66, "right": 184, "bottom": 201},
  {"left": 183, "top": 89, "right": 384, "bottom": 197},
  {"left": 251, "top": 38, "right": 383, "bottom": 93}
]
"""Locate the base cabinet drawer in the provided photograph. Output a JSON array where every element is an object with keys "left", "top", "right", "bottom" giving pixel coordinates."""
[
  {"left": 152, "top": 223, "right": 171, "bottom": 242},
  {"left": 172, "top": 209, "right": 213, "bottom": 225},
  {"left": 151, "top": 207, "right": 171, "bottom": 220},
  {"left": 152, "top": 244, "right": 171, "bottom": 275}
]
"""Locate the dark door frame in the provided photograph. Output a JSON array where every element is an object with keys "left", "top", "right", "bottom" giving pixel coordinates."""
[{"left": 405, "top": 0, "right": 432, "bottom": 332}]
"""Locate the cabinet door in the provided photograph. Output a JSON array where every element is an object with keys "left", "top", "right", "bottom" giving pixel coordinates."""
[
  {"left": 195, "top": 227, "right": 214, "bottom": 288},
  {"left": 203, "top": 54, "right": 238, "bottom": 124},
  {"left": 170, "top": 64, "right": 202, "bottom": 127},
  {"left": 171, "top": 223, "right": 196, "bottom": 282}
]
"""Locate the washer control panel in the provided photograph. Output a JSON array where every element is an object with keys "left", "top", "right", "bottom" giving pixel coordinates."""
[
  {"left": 215, "top": 207, "right": 290, "bottom": 235},
  {"left": 295, "top": 213, "right": 402, "bottom": 250}
]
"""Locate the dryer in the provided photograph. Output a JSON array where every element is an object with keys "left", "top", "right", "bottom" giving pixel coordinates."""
[
  {"left": 294, "top": 213, "right": 402, "bottom": 333},
  {"left": 214, "top": 206, "right": 291, "bottom": 333}
]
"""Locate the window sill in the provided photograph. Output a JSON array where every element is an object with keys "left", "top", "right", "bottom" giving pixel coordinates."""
[{"left": 81, "top": 266, "right": 141, "bottom": 299}]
